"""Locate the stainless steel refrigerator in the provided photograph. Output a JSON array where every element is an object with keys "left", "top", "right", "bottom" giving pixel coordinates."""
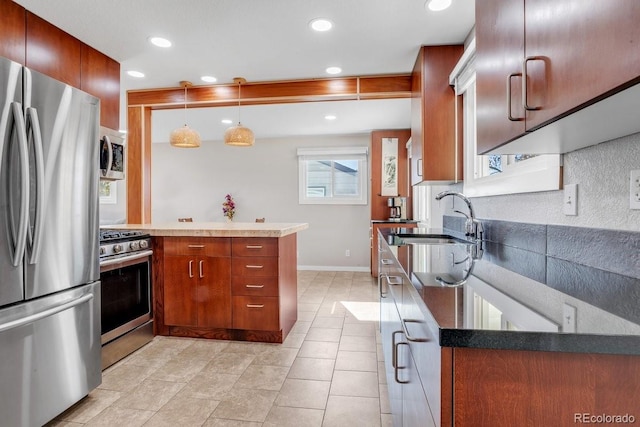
[{"left": 0, "top": 56, "right": 101, "bottom": 427}]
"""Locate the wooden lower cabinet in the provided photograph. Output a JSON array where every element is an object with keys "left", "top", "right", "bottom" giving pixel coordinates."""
[
  {"left": 452, "top": 348, "right": 640, "bottom": 426},
  {"left": 154, "top": 234, "right": 297, "bottom": 343},
  {"left": 163, "top": 255, "right": 231, "bottom": 328},
  {"left": 162, "top": 238, "right": 231, "bottom": 329},
  {"left": 232, "top": 296, "right": 279, "bottom": 331}
]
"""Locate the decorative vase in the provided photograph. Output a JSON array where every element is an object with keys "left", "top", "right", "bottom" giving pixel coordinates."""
[{"left": 226, "top": 217, "right": 232, "bottom": 223}]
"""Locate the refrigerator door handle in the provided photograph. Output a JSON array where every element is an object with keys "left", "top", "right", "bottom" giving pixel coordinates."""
[
  {"left": 8, "top": 102, "right": 30, "bottom": 267},
  {"left": 0, "top": 293, "right": 93, "bottom": 333},
  {"left": 104, "top": 135, "right": 113, "bottom": 176},
  {"left": 25, "top": 107, "right": 45, "bottom": 264}
]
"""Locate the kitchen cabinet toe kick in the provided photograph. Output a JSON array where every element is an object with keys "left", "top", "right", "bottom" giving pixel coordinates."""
[{"left": 166, "top": 325, "right": 293, "bottom": 344}]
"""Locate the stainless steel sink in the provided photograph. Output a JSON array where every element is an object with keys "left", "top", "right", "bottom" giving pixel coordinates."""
[{"left": 395, "top": 234, "right": 474, "bottom": 245}]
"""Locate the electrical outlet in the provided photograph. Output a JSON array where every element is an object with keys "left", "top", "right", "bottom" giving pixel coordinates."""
[
  {"left": 630, "top": 170, "right": 640, "bottom": 210},
  {"left": 562, "top": 303, "right": 577, "bottom": 333},
  {"left": 563, "top": 183, "right": 578, "bottom": 216},
  {"left": 345, "top": 249, "right": 351, "bottom": 257}
]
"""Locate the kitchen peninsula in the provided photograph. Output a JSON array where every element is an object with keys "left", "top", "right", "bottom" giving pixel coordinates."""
[{"left": 111, "top": 222, "right": 308, "bottom": 343}]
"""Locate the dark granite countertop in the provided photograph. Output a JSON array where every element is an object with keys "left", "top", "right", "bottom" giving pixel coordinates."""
[{"left": 379, "top": 227, "right": 640, "bottom": 355}]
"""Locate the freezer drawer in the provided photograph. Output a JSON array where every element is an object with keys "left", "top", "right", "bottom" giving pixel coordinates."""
[{"left": 0, "top": 281, "right": 101, "bottom": 427}]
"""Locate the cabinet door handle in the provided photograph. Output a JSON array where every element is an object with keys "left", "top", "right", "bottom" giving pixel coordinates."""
[
  {"left": 391, "top": 330, "right": 403, "bottom": 368},
  {"left": 393, "top": 341, "right": 410, "bottom": 384},
  {"left": 199, "top": 260, "right": 204, "bottom": 278},
  {"left": 385, "top": 275, "right": 402, "bottom": 285},
  {"left": 245, "top": 284, "right": 265, "bottom": 288},
  {"left": 401, "top": 318, "right": 429, "bottom": 342},
  {"left": 378, "top": 274, "right": 388, "bottom": 298},
  {"left": 188, "top": 260, "right": 194, "bottom": 278},
  {"left": 522, "top": 56, "right": 545, "bottom": 111},
  {"left": 245, "top": 265, "right": 264, "bottom": 269},
  {"left": 187, "top": 244, "right": 205, "bottom": 248},
  {"left": 245, "top": 245, "right": 263, "bottom": 249},
  {"left": 417, "top": 158, "right": 422, "bottom": 177},
  {"left": 506, "top": 72, "right": 524, "bottom": 121},
  {"left": 246, "top": 304, "right": 265, "bottom": 308}
]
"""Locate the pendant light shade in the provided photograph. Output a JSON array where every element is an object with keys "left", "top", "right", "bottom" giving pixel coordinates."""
[
  {"left": 170, "top": 81, "right": 201, "bottom": 148},
  {"left": 224, "top": 124, "right": 254, "bottom": 147},
  {"left": 170, "top": 125, "right": 201, "bottom": 148},
  {"left": 224, "top": 77, "right": 255, "bottom": 147}
]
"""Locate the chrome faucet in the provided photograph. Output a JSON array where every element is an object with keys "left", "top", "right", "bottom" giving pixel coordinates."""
[{"left": 435, "top": 191, "right": 484, "bottom": 241}]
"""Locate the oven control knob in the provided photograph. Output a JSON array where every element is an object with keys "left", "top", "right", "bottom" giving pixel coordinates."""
[
  {"left": 139, "top": 240, "right": 149, "bottom": 249},
  {"left": 113, "top": 244, "right": 124, "bottom": 254},
  {"left": 99, "top": 247, "right": 106, "bottom": 255},
  {"left": 130, "top": 241, "right": 140, "bottom": 250}
]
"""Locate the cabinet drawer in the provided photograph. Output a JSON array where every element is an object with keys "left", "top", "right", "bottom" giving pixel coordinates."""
[
  {"left": 232, "top": 257, "right": 278, "bottom": 277},
  {"left": 164, "top": 237, "right": 230, "bottom": 257},
  {"left": 232, "top": 238, "right": 278, "bottom": 257},
  {"left": 232, "top": 296, "right": 279, "bottom": 331},
  {"left": 232, "top": 276, "right": 279, "bottom": 297}
]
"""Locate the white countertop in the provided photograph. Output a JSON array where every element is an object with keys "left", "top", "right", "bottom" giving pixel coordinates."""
[{"left": 103, "top": 222, "right": 309, "bottom": 238}]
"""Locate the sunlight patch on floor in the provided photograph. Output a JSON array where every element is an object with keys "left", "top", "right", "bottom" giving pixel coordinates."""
[{"left": 340, "top": 301, "right": 380, "bottom": 322}]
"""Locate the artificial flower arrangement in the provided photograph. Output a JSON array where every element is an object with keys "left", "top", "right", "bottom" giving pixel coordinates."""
[{"left": 222, "top": 194, "right": 235, "bottom": 221}]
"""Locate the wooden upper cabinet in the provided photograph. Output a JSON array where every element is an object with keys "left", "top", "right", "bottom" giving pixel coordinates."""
[
  {"left": 1, "top": 3, "right": 121, "bottom": 128},
  {"left": 476, "top": 0, "right": 640, "bottom": 154},
  {"left": 0, "top": 0, "right": 26, "bottom": 64},
  {"left": 524, "top": 0, "right": 640, "bottom": 130},
  {"left": 370, "top": 129, "right": 411, "bottom": 221},
  {"left": 410, "top": 45, "right": 463, "bottom": 185},
  {"left": 81, "top": 44, "right": 120, "bottom": 129},
  {"left": 475, "top": 0, "right": 526, "bottom": 154},
  {"left": 25, "top": 11, "right": 81, "bottom": 88}
]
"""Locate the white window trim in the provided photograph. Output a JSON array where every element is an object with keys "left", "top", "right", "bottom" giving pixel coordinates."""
[
  {"left": 451, "top": 39, "right": 563, "bottom": 198},
  {"left": 297, "top": 146, "right": 368, "bottom": 205}
]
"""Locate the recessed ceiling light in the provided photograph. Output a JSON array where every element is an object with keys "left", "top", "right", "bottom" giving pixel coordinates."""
[
  {"left": 149, "top": 36, "right": 172, "bottom": 48},
  {"left": 425, "top": 0, "right": 452, "bottom": 11},
  {"left": 221, "top": 119, "right": 233, "bottom": 125},
  {"left": 310, "top": 18, "right": 333, "bottom": 32},
  {"left": 325, "top": 115, "right": 337, "bottom": 121},
  {"left": 127, "top": 70, "right": 145, "bottom": 78},
  {"left": 201, "top": 75, "right": 217, "bottom": 83},
  {"left": 326, "top": 66, "right": 342, "bottom": 75}
]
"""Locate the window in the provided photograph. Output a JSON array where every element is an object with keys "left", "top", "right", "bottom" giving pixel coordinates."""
[
  {"left": 298, "top": 147, "right": 368, "bottom": 204},
  {"left": 451, "top": 39, "right": 562, "bottom": 197}
]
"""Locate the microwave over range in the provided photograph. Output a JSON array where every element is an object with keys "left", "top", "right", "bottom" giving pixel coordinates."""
[{"left": 100, "top": 126, "right": 125, "bottom": 180}]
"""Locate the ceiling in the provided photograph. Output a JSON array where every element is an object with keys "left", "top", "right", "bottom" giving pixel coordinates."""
[{"left": 14, "top": 0, "right": 475, "bottom": 142}]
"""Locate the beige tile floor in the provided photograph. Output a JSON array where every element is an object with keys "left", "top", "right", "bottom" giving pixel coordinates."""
[{"left": 47, "top": 271, "right": 393, "bottom": 427}]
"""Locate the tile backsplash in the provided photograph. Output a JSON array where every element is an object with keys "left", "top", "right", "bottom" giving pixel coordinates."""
[{"left": 443, "top": 215, "right": 640, "bottom": 327}]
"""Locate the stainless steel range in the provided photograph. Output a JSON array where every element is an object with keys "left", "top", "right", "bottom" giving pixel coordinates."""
[{"left": 99, "top": 229, "right": 153, "bottom": 369}]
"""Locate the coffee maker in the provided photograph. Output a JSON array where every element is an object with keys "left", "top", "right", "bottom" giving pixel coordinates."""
[{"left": 387, "top": 197, "right": 407, "bottom": 220}]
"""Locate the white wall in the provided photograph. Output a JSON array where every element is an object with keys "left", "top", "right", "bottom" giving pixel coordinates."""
[
  {"left": 151, "top": 134, "right": 372, "bottom": 270},
  {"left": 99, "top": 179, "right": 127, "bottom": 225},
  {"left": 424, "top": 132, "right": 640, "bottom": 231}
]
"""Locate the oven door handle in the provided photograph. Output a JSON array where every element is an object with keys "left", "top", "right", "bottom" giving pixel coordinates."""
[{"left": 100, "top": 250, "right": 153, "bottom": 268}]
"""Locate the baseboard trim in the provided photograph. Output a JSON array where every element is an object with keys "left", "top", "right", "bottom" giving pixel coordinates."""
[{"left": 297, "top": 265, "right": 371, "bottom": 272}]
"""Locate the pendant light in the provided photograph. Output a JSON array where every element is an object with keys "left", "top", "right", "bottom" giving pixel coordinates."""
[
  {"left": 170, "top": 81, "right": 201, "bottom": 148},
  {"left": 224, "top": 77, "right": 255, "bottom": 146}
]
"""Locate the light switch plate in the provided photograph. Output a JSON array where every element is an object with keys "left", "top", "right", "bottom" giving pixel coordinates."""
[
  {"left": 631, "top": 170, "right": 640, "bottom": 210},
  {"left": 563, "top": 184, "right": 578, "bottom": 216}
]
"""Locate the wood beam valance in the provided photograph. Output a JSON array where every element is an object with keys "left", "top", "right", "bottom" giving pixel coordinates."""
[
  {"left": 125, "top": 73, "right": 411, "bottom": 224},
  {"left": 128, "top": 74, "right": 412, "bottom": 109}
]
